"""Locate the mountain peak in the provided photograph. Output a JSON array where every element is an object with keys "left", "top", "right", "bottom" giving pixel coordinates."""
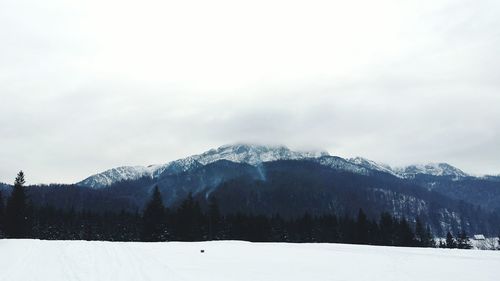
[
  {"left": 77, "top": 144, "right": 330, "bottom": 188},
  {"left": 78, "top": 166, "right": 154, "bottom": 189},
  {"left": 393, "top": 163, "right": 468, "bottom": 178},
  {"left": 191, "top": 143, "right": 330, "bottom": 166},
  {"left": 347, "top": 158, "right": 469, "bottom": 179},
  {"left": 348, "top": 157, "right": 396, "bottom": 175}
]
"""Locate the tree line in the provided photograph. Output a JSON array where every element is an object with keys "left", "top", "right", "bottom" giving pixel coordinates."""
[{"left": 0, "top": 171, "right": 483, "bottom": 248}]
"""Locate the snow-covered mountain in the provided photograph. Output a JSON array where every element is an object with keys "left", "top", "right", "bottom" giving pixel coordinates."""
[
  {"left": 348, "top": 157, "right": 399, "bottom": 176},
  {"left": 78, "top": 166, "right": 155, "bottom": 189},
  {"left": 392, "top": 163, "right": 469, "bottom": 179},
  {"left": 77, "top": 144, "right": 330, "bottom": 188},
  {"left": 188, "top": 144, "right": 329, "bottom": 165},
  {"left": 77, "top": 144, "right": 471, "bottom": 189},
  {"left": 316, "top": 156, "right": 371, "bottom": 175},
  {"left": 348, "top": 157, "right": 469, "bottom": 179}
]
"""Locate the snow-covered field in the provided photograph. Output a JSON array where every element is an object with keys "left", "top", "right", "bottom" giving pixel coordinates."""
[{"left": 1, "top": 240, "right": 499, "bottom": 281}]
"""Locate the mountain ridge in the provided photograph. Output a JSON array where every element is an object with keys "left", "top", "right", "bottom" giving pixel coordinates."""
[
  {"left": 10, "top": 144, "right": 500, "bottom": 235},
  {"left": 77, "top": 144, "right": 475, "bottom": 189}
]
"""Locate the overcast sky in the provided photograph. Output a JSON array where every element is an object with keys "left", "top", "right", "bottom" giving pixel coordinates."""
[{"left": 1, "top": 0, "right": 499, "bottom": 184}]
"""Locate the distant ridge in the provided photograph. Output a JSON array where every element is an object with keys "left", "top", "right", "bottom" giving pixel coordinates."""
[{"left": 78, "top": 143, "right": 471, "bottom": 189}]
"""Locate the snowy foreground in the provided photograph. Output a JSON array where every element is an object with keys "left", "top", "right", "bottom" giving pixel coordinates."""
[{"left": 1, "top": 240, "right": 499, "bottom": 281}]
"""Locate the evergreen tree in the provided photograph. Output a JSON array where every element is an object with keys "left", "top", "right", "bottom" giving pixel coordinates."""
[
  {"left": 175, "top": 193, "right": 205, "bottom": 241},
  {"left": 270, "top": 214, "right": 288, "bottom": 242},
  {"left": 5, "top": 171, "right": 32, "bottom": 238},
  {"left": 141, "top": 186, "right": 167, "bottom": 242},
  {"left": 457, "top": 230, "right": 471, "bottom": 249},
  {"left": 424, "top": 226, "right": 435, "bottom": 247},
  {"left": 379, "top": 212, "right": 394, "bottom": 245},
  {"left": 415, "top": 218, "right": 425, "bottom": 246},
  {"left": 297, "top": 212, "right": 314, "bottom": 242},
  {"left": 438, "top": 240, "right": 446, "bottom": 248},
  {"left": 208, "top": 196, "right": 222, "bottom": 240},
  {"left": 391, "top": 217, "right": 415, "bottom": 246},
  {"left": 415, "top": 218, "right": 434, "bottom": 247},
  {"left": 355, "top": 209, "right": 369, "bottom": 244},
  {"left": 445, "top": 231, "right": 456, "bottom": 248}
]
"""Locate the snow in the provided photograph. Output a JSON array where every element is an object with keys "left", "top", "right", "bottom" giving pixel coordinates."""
[
  {"left": 76, "top": 144, "right": 473, "bottom": 189},
  {"left": 471, "top": 237, "right": 500, "bottom": 250},
  {"left": 77, "top": 144, "right": 330, "bottom": 188},
  {"left": 316, "top": 156, "right": 371, "bottom": 175},
  {"left": 189, "top": 144, "right": 329, "bottom": 166},
  {"left": 348, "top": 157, "right": 399, "bottom": 176},
  {"left": 349, "top": 158, "right": 470, "bottom": 179},
  {"left": 474, "top": 234, "right": 486, "bottom": 240},
  {"left": 1, "top": 240, "right": 499, "bottom": 281},
  {"left": 393, "top": 163, "right": 469, "bottom": 179},
  {"left": 77, "top": 166, "right": 154, "bottom": 188}
]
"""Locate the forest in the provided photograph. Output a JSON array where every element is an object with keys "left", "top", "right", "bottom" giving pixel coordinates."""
[{"left": 1, "top": 171, "right": 480, "bottom": 248}]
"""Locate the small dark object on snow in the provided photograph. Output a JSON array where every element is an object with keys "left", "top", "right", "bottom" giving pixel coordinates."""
[{"left": 200, "top": 249, "right": 205, "bottom": 253}]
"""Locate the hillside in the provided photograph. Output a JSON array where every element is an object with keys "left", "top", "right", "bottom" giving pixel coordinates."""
[{"left": 4, "top": 144, "right": 500, "bottom": 236}]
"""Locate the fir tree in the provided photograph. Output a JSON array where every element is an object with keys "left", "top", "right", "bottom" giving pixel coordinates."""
[
  {"left": 379, "top": 212, "right": 394, "bottom": 245},
  {"left": 355, "top": 209, "right": 369, "bottom": 244},
  {"left": 424, "top": 226, "right": 435, "bottom": 247},
  {"left": 141, "top": 186, "right": 167, "bottom": 242},
  {"left": 457, "top": 230, "right": 471, "bottom": 249},
  {"left": 208, "top": 196, "right": 222, "bottom": 240},
  {"left": 392, "top": 217, "right": 415, "bottom": 246},
  {"left": 415, "top": 218, "right": 434, "bottom": 247},
  {"left": 415, "top": 218, "right": 425, "bottom": 246},
  {"left": 445, "top": 232, "right": 456, "bottom": 248},
  {"left": 5, "top": 171, "right": 32, "bottom": 238},
  {"left": 175, "top": 193, "right": 205, "bottom": 241},
  {"left": 297, "top": 212, "right": 314, "bottom": 242},
  {"left": 438, "top": 240, "right": 446, "bottom": 248}
]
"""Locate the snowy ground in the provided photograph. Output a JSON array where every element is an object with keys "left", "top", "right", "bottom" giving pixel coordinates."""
[{"left": 1, "top": 240, "right": 499, "bottom": 281}]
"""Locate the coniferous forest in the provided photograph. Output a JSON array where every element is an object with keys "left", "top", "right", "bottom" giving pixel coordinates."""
[{"left": 0, "top": 171, "right": 460, "bottom": 248}]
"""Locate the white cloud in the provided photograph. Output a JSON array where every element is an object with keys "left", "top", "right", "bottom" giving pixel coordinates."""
[{"left": 0, "top": 0, "right": 499, "bottom": 183}]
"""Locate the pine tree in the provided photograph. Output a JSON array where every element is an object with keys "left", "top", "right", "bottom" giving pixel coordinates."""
[
  {"left": 297, "top": 212, "right": 314, "bottom": 242},
  {"left": 5, "top": 171, "right": 31, "bottom": 238},
  {"left": 355, "top": 209, "right": 369, "bottom": 244},
  {"left": 424, "top": 225, "right": 435, "bottom": 247},
  {"left": 208, "top": 196, "right": 221, "bottom": 240},
  {"left": 175, "top": 193, "right": 205, "bottom": 241},
  {"left": 439, "top": 240, "right": 446, "bottom": 248},
  {"left": 414, "top": 218, "right": 434, "bottom": 247},
  {"left": 445, "top": 231, "right": 456, "bottom": 249},
  {"left": 141, "top": 186, "right": 167, "bottom": 242},
  {"left": 415, "top": 218, "right": 425, "bottom": 246},
  {"left": 379, "top": 212, "right": 394, "bottom": 245},
  {"left": 457, "top": 230, "right": 471, "bottom": 249}
]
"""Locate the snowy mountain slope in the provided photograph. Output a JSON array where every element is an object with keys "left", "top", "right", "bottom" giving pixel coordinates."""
[
  {"left": 77, "top": 144, "right": 473, "bottom": 189},
  {"left": 348, "top": 158, "right": 469, "bottom": 179},
  {"left": 348, "top": 157, "right": 399, "bottom": 176},
  {"left": 315, "top": 156, "right": 371, "bottom": 175},
  {"left": 78, "top": 166, "right": 155, "bottom": 189},
  {"left": 1, "top": 240, "right": 499, "bottom": 281},
  {"left": 77, "top": 144, "right": 330, "bottom": 188},
  {"left": 393, "top": 163, "right": 469, "bottom": 179},
  {"left": 188, "top": 144, "right": 329, "bottom": 165},
  {"left": 150, "top": 158, "right": 203, "bottom": 178}
]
